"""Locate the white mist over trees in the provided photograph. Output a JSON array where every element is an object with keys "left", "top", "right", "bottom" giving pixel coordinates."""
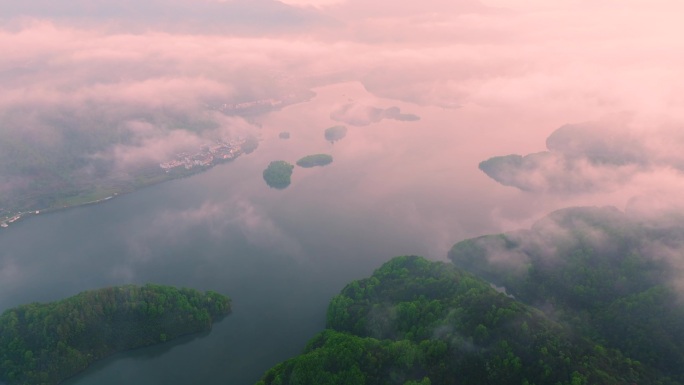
[{"left": 2, "top": 1, "right": 684, "bottom": 384}]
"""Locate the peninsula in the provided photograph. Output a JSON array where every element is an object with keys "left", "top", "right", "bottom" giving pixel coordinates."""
[
  {"left": 0, "top": 136, "right": 258, "bottom": 229},
  {"left": 0, "top": 284, "right": 231, "bottom": 385}
]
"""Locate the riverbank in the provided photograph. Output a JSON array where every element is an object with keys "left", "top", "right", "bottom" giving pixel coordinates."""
[{"left": 0, "top": 137, "right": 259, "bottom": 230}]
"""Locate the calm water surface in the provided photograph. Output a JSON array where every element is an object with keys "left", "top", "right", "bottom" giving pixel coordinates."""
[{"left": 0, "top": 157, "right": 405, "bottom": 384}]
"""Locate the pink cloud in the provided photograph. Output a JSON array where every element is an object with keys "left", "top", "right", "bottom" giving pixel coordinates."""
[{"left": 1, "top": 0, "right": 684, "bottom": 233}]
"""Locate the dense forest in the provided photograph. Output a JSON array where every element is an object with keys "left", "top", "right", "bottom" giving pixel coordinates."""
[
  {"left": 263, "top": 161, "right": 295, "bottom": 189},
  {"left": 256, "top": 255, "right": 653, "bottom": 385},
  {"left": 0, "top": 284, "right": 230, "bottom": 385},
  {"left": 449, "top": 206, "right": 684, "bottom": 383},
  {"left": 296, "top": 154, "right": 333, "bottom": 168}
]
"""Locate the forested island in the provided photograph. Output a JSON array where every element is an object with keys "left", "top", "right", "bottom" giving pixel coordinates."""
[
  {"left": 324, "top": 125, "right": 347, "bottom": 143},
  {"left": 263, "top": 161, "right": 295, "bottom": 189},
  {"left": 0, "top": 284, "right": 231, "bottom": 385},
  {"left": 296, "top": 154, "right": 333, "bottom": 168}
]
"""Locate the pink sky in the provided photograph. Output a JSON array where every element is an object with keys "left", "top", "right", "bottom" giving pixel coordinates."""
[{"left": 2, "top": 0, "right": 684, "bottom": 234}]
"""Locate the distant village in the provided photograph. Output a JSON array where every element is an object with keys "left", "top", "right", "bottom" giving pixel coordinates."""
[
  {"left": 0, "top": 211, "right": 39, "bottom": 229},
  {"left": 159, "top": 137, "right": 247, "bottom": 172},
  {"left": 216, "top": 98, "right": 284, "bottom": 114},
  {"left": 212, "top": 93, "right": 307, "bottom": 115}
]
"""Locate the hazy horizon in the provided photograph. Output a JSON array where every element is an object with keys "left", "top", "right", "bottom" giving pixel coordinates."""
[
  {"left": 4, "top": 1, "right": 684, "bottom": 229},
  {"left": 2, "top": 2, "right": 684, "bottom": 383}
]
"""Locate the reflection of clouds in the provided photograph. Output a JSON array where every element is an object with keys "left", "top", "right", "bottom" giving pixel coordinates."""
[
  {"left": 124, "top": 201, "right": 231, "bottom": 261},
  {"left": 231, "top": 199, "right": 305, "bottom": 257},
  {"left": 0, "top": 258, "right": 22, "bottom": 286},
  {"left": 124, "top": 199, "right": 303, "bottom": 264},
  {"left": 0, "top": 257, "right": 23, "bottom": 305},
  {"left": 157, "top": 201, "right": 231, "bottom": 236}
]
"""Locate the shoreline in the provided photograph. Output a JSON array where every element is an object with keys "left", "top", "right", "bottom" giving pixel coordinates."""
[
  {"left": 0, "top": 195, "right": 121, "bottom": 229},
  {"left": 0, "top": 139, "right": 257, "bottom": 229}
]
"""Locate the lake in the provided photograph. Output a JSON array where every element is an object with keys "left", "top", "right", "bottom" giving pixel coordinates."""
[{"left": 0, "top": 82, "right": 557, "bottom": 384}]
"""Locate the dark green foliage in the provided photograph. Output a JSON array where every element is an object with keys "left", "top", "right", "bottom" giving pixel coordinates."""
[
  {"left": 296, "top": 154, "right": 333, "bottom": 168},
  {"left": 256, "top": 256, "right": 646, "bottom": 385},
  {"left": 324, "top": 125, "right": 347, "bottom": 143},
  {"left": 0, "top": 284, "right": 231, "bottom": 385},
  {"left": 263, "top": 161, "right": 294, "bottom": 189},
  {"left": 449, "top": 206, "right": 684, "bottom": 383}
]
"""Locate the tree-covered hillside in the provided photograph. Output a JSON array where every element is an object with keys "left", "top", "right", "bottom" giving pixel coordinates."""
[
  {"left": 449, "top": 206, "right": 684, "bottom": 383},
  {"left": 0, "top": 284, "right": 231, "bottom": 385},
  {"left": 256, "top": 256, "right": 649, "bottom": 385}
]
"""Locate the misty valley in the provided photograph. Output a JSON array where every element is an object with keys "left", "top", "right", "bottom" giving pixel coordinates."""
[{"left": 3, "top": 1, "right": 684, "bottom": 384}]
